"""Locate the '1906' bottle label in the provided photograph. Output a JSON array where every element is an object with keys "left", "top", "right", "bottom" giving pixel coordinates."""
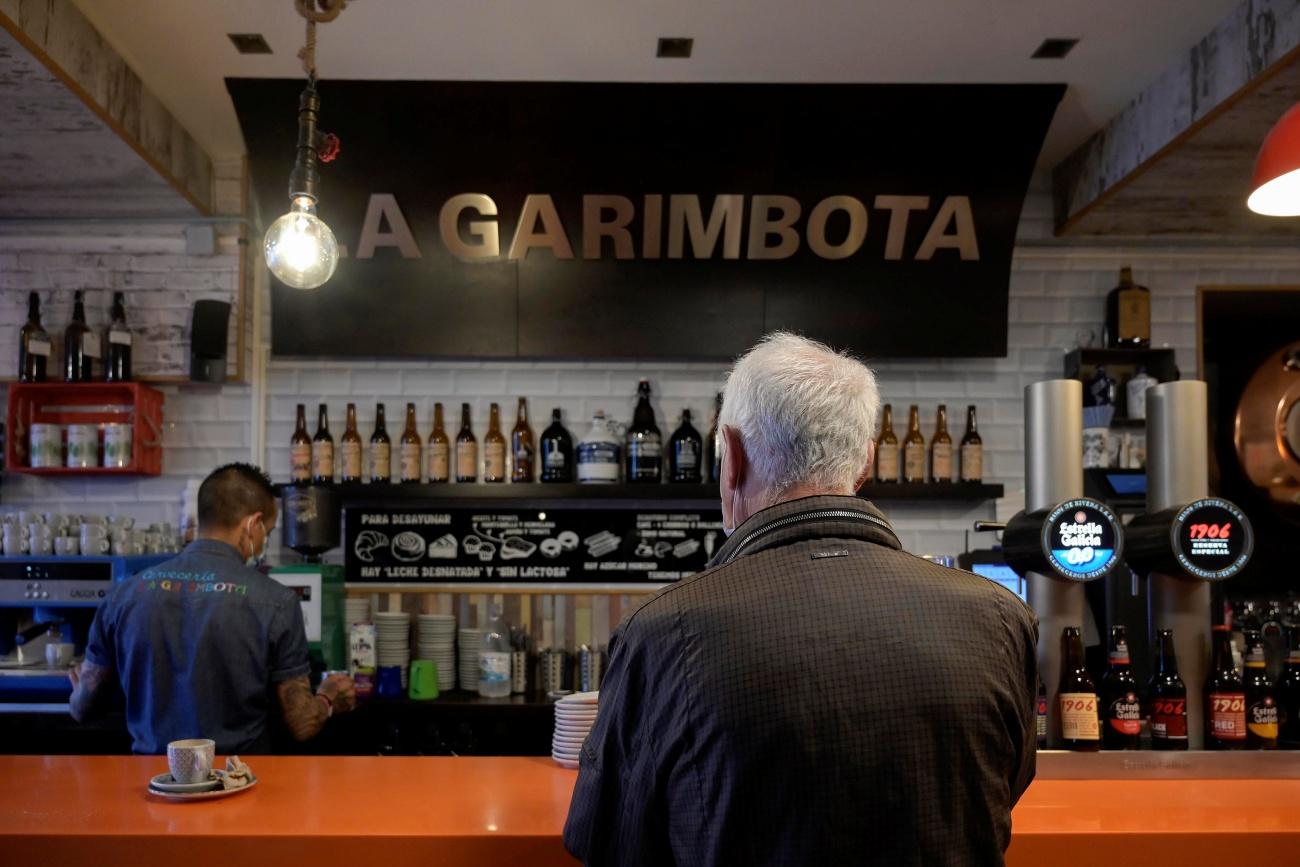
[
  {"left": 1151, "top": 698, "right": 1188, "bottom": 740},
  {"left": 1059, "top": 692, "right": 1099, "bottom": 740}
]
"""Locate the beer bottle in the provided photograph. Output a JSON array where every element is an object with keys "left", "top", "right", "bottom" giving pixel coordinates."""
[
  {"left": 427, "top": 402, "right": 450, "bottom": 483},
  {"left": 930, "top": 404, "right": 953, "bottom": 483},
  {"left": 484, "top": 403, "right": 506, "bottom": 483},
  {"left": 1244, "top": 629, "right": 1280, "bottom": 750},
  {"left": 1278, "top": 627, "right": 1300, "bottom": 749},
  {"left": 18, "top": 291, "right": 51, "bottom": 383},
  {"left": 1149, "top": 628, "right": 1189, "bottom": 750},
  {"left": 1036, "top": 678, "right": 1048, "bottom": 750},
  {"left": 875, "top": 404, "right": 900, "bottom": 483},
  {"left": 399, "top": 403, "right": 422, "bottom": 484},
  {"left": 290, "top": 404, "right": 312, "bottom": 483},
  {"left": 960, "top": 404, "right": 983, "bottom": 483},
  {"left": 1206, "top": 624, "right": 1247, "bottom": 750},
  {"left": 455, "top": 403, "right": 478, "bottom": 483},
  {"left": 1058, "top": 626, "right": 1101, "bottom": 751},
  {"left": 63, "top": 289, "right": 95, "bottom": 382},
  {"left": 626, "top": 380, "right": 663, "bottom": 483},
  {"left": 105, "top": 292, "right": 132, "bottom": 382},
  {"left": 340, "top": 403, "right": 363, "bottom": 483},
  {"left": 669, "top": 410, "right": 704, "bottom": 484},
  {"left": 311, "top": 404, "right": 334, "bottom": 484},
  {"left": 705, "top": 392, "right": 723, "bottom": 483},
  {"left": 1100, "top": 626, "right": 1141, "bottom": 749},
  {"left": 903, "top": 405, "right": 926, "bottom": 484},
  {"left": 511, "top": 397, "right": 535, "bottom": 483},
  {"left": 539, "top": 408, "right": 574, "bottom": 484},
  {"left": 370, "top": 403, "right": 392, "bottom": 483}
]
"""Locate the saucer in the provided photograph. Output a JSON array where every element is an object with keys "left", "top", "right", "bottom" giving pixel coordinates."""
[
  {"left": 149, "top": 772, "right": 221, "bottom": 794},
  {"left": 148, "top": 773, "right": 258, "bottom": 801}
]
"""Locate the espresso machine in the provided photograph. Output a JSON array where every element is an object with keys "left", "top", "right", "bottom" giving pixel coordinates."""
[{"left": 0, "top": 555, "right": 170, "bottom": 704}]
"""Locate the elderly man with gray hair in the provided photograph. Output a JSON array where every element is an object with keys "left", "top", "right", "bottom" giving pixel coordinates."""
[{"left": 565, "top": 332, "right": 1038, "bottom": 867}]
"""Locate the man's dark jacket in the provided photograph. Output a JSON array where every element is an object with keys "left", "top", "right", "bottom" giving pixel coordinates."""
[{"left": 564, "top": 495, "right": 1039, "bottom": 866}]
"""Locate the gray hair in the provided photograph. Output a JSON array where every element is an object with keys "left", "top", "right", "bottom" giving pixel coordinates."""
[{"left": 720, "top": 331, "right": 879, "bottom": 501}]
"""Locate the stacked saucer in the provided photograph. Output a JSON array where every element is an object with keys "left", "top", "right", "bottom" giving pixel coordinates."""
[
  {"left": 375, "top": 611, "right": 412, "bottom": 687},
  {"left": 344, "top": 597, "right": 371, "bottom": 625},
  {"left": 552, "top": 691, "right": 599, "bottom": 769},
  {"left": 458, "top": 628, "right": 484, "bottom": 692},
  {"left": 417, "top": 614, "right": 457, "bottom": 691}
]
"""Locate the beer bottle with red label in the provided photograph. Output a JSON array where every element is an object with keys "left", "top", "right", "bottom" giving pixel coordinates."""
[
  {"left": 1100, "top": 625, "right": 1141, "bottom": 750},
  {"left": 1205, "top": 624, "right": 1247, "bottom": 750},
  {"left": 1278, "top": 627, "right": 1300, "bottom": 749},
  {"left": 1149, "top": 628, "right": 1188, "bottom": 750},
  {"left": 1244, "top": 629, "right": 1279, "bottom": 750},
  {"left": 1035, "top": 678, "right": 1048, "bottom": 750},
  {"left": 1058, "top": 627, "right": 1100, "bottom": 751}
]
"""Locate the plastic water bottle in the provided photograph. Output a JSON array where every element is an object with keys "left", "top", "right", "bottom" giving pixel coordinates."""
[{"left": 478, "top": 605, "right": 512, "bottom": 698}]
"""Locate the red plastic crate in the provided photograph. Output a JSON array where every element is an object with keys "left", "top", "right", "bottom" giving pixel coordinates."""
[{"left": 5, "top": 382, "right": 164, "bottom": 476}]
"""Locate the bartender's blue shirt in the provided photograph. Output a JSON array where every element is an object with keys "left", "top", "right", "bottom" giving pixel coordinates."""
[{"left": 85, "top": 539, "right": 310, "bottom": 755}]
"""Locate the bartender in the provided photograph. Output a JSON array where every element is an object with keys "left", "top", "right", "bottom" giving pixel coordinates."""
[{"left": 68, "top": 462, "right": 356, "bottom": 754}]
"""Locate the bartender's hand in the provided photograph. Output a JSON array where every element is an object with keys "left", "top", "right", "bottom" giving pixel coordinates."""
[{"left": 318, "top": 674, "right": 357, "bottom": 714}]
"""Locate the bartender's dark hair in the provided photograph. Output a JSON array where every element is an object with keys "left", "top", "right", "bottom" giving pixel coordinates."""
[{"left": 198, "top": 462, "right": 278, "bottom": 529}]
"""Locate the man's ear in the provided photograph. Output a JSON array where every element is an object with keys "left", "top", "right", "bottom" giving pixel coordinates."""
[{"left": 721, "top": 425, "right": 745, "bottom": 492}]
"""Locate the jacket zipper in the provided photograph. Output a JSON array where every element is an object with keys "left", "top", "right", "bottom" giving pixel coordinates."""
[{"left": 724, "top": 509, "right": 897, "bottom": 564}]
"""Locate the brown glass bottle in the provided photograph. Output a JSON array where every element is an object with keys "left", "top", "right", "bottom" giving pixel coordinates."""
[
  {"left": 484, "top": 403, "right": 506, "bottom": 483},
  {"left": 399, "top": 402, "right": 422, "bottom": 484},
  {"left": 1100, "top": 626, "right": 1141, "bottom": 750},
  {"left": 311, "top": 404, "right": 334, "bottom": 484},
  {"left": 1206, "top": 625, "right": 1247, "bottom": 750},
  {"left": 63, "top": 289, "right": 94, "bottom": 382},
  {"left": 511, "top": 397, "right": 535, "bottom": 483},
  {"left": 290, "top": 404, "right": 312, "bottom": 483},
  {"left": 427, "top": 402, "right": 450, "bottom": 483},
  {"left": 456, "top": 403, "right": 478, "bottom": 483},
  {"left": 338, "top": 403, "right": 363, "bottom": 483},
  {"left": 930, "top": 404, "right": 953, "bottom": 483},
  {"left": 1106, "top": 266, "right": 1151, "bottom": 348},
  {"left": 959, "top": 405, "right": 983, "bottom": 483},
  {"left": 875, "top": 404, "right": 899, "bottom": 483},
  {"left": 1149, "top": 629, "right": 1189, "bottom": 750},
  {"left": 370, "top": 404, "right": 391, "bottom": 483},
  {"left": 903, "top": 405, "right": 926, "bottom": 484},
  {"left": 1058, "top": 626, "right": 1101, "bottom": 751},
  {"left": 1243, "top": 629, "right": 1279, "bottom": 750},
  {"left": 18, "top": 292, "right": 51, "bottom": 383},
  {"left": 104, "top": 292, "right": 132, "bottom": 382}
]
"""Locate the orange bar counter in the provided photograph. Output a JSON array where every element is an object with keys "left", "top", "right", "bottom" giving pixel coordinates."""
[{"left": 3, "top": 755, "right": 1300, "bottom": 865}]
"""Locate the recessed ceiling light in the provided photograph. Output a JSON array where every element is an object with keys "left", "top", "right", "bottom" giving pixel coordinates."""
[
  {"left": 228, "top": 33, "right": 273, "bottom": 55},
  {"left": 1032, "top": 38, "right": 1078, "bottom": 59},
  {"left": 657, "top": 37, "right": 694, "bottom": 59}
]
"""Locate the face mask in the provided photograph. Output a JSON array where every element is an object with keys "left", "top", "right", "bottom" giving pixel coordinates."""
[{"left": 244, "top": 518, "right": 268, "bottom": 568}]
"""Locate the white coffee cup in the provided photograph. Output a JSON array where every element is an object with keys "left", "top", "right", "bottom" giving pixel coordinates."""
[
  {"left": 45, "top": 642, "right": 75, "bottom": 668},
  {"left": 54, "top": 536, "right": 79, "bottom": 557},
  {"left": 17, "top": 511, "right": 41, "bottom": 528},
  {"left": 167, "top": 739, "right": 215, "bottom": 785},
  {"left": 2, "top": 526, "right": 27, "bottom": 555},
  {"left": 80, "top": 522, "right": 108, "bottom": 538},
  {"left": 111, "top": 540, "right": 141, "bottom": 557}
]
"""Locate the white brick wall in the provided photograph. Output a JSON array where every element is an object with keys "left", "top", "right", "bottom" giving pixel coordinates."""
[{"left": 6, "top": 177, "right": 1300, "bottom": 560}]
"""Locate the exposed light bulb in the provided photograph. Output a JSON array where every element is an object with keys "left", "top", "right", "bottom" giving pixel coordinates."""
[
  {"left": 264, "top": 196, "right": 339, "bottom": 289},
  {"left": 1247, "top": 167, "right": 1300, "bottom": 216}
]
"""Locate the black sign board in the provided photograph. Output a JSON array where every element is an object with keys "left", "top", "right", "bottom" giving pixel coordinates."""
[
  {"left": 344, "top": 502, "right": 724, "bottom": 583},
  {"left": 1041, "top": 499, "right": 1123, "bottom": 582},
  {"left": 1172, "top": 498, "right": 1253, "bottom": 581},
  {"left": 229, "top": 80, "right": 1063, "bottom": 360}
]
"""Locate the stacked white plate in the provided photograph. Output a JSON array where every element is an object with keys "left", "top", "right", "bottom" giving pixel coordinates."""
[
  {"left": 458, "top": 628, "right": 484, "bottom": 692},
  {"left": 375, "top": 611, "right": 412, "bottom": 687},
  {"left": 417, "top": 614, "right": 457, "bottom": 691},
  {"left": 344, "top": 597, "right": 371, "bottom": 625},
  {"left": 552, "top": 691, "right": 599, "bottom": 769}
]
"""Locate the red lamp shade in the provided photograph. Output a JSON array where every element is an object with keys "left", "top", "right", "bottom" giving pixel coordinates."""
[{"left": 1248, "top": 102, "right": 1300, "bottom": 216}]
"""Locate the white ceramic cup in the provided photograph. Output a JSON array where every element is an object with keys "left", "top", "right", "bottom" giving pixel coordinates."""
[
  {"left": 17, "top": 511, "right": 41, "bottom": 528},
  {"left": 45, "top": 642, "right": 75, "bottom": 668},
  {"left": 79, "top": 527, "right": 109, "bottom": 555},
  {"left": 111, "top": 540, "right": 141, "bottom": 557},
  {"left": 2, "top": 526, "right": 27, "bottom": 555},
  {"left": 167, "top": 739, "right": 216, "bottom": 785},
  {"left": 53, "top": 536, "right": 79, "bottom": 557},
  {"left": 80, "top": 523, "right": 108, "bottom": 539}
]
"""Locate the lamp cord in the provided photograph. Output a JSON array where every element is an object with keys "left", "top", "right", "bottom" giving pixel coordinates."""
[{"left": 294, "top": 0, "right": 348, "bottom": 78}]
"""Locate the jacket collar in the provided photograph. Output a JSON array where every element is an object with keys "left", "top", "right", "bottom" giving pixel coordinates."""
[{"left": 708, "top": 494, "right": 902, "bottom": 568}]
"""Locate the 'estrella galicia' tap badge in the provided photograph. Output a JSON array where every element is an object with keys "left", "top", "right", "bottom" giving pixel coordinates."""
[{"left": 1040, "top": 498, "right": 1122, "bottom": 582}]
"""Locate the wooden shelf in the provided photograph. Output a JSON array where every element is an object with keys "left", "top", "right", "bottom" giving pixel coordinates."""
[
  {"left": 300, "top": 481, "right": 1004, "bottom": 503},
  {"left": 5, "top": 382, "right": 164, "bottom": 476}
]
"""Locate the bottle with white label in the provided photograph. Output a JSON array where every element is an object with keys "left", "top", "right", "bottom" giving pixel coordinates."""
[
  {"left": 1058, "top": 626, "right": 1100, "bottom": 751},
  {"left": 875, "top": 404, "right": 899, "bottom": 483},
  {"left": 960, "top": 405, "right": 983, "bottom": 483},
  {"left": 903, "top": 405, "right": 926, "bottom": 484},
  {"left": 484, "top": 403, "right": 507, "bottom": 483},
  {"left": 105, "top": 291, "right": 132, "bottom": 382},
  {"left": 399, "top": 402, "right": 422, "bottom": 484},
  {"left": 290, "top": 404, "right": 312, "bottom": 483},
  {"left": 340, "top": 403, "right": 363, "bottom": 483},
  {"left": 478, "top": 604, "right": 512, "bottom": 698},
  {"left": 18, "top": 292, "right": 50, "bottom": 383},
  {"left": 577, "top": 410, "right": 621, "bottom": 483},
  {"left": 1125, "top": 366, "right": 1157, "bottom": 421},
  {"left": 930, "top": 404, "right": 953, "bottom": 483}
]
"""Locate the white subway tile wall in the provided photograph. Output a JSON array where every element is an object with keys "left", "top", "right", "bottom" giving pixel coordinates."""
[{"left": 3, "top": 180, "right": 1300, "bottom": 563}]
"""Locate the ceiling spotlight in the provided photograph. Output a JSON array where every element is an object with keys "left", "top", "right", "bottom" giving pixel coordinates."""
[{"left": 264, "top": 0, "right": 348, "bottom": 290}]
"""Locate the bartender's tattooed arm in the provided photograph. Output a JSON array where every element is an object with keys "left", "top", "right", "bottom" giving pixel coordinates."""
[
  {"left": 276, "top": 674, "right": 356, "bottom": 741},
  {"left": 68, "top": 661, "right": 115, "bottom": 722}
]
